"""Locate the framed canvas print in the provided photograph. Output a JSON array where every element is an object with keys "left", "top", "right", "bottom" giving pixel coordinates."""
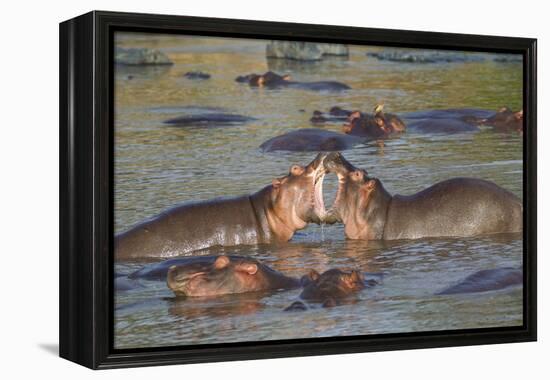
[{"left": 59, "top": 11, "right": 537, "bottom": 369}]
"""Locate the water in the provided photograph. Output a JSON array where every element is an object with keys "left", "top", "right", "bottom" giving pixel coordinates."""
[{"left": 113, "top": 33, "right": 523, "bottom": 349}]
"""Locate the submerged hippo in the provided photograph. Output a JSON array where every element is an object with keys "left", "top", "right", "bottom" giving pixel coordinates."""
[
  {"left": 310, "top": 106, "right": 353, "bottom": 125},
  {"left": 343, "top": 104, "right": 406, "bottom": 138},
  {"left": 436, "top": 268, "right": 522, "bottom": 295},
  {"left": 260, "top": 129, "right": 362, "bottom": 152},
  {"left": 285, "top": 268, "right": 373, "bottom": 310},
  {"left": 478, "top": 107, "right": 523, "bottom": 132},
  {"left": 401, "top": 108, "right": 492, "bottom": 134},
  {"left": 323, "top": 152, "right": 522, "bottom": 240},
  {"left": 167, "top": 255, "right": 301, "bottom": 297},
  {"left": 115, "top": 154, "right": 328, "bottom": 260},
  {"left": 163, "top": 113, "right": 255, "bottom": 126},
  {"left": 236, "top": 71, "right": 350, "bottom": 92},
  {"left": 183, "top": 71, "right": 211, "bottom": 80}
]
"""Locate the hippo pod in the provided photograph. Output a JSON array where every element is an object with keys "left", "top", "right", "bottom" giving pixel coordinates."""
[
  {"left": 322, "top": 152, "right": 522, "bottom": 240},
  {"left": 284, "top": 268, "right": 377, "bottom": 310},
  {"left": 436, "top": 267, "right": 522, "bottom": 295},
  {"left": 166, "top": 255, "right": 301, "bottom": 297},
  {"left": 342, "top": 104, "right": 406, "bottom": 138},
  {"left": 260, "top": 129, "right": 363, "bottom": 152},
  {"left": 115, "top": 154, "right": 329, "bottom": 260},
  {"left": 235, "top": 71, "right": 350, "bottom": 92}
]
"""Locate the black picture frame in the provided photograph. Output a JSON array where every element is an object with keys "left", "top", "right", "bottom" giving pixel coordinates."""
[{"left": 59, "top": 10, "right": 537, "bottom": 369}]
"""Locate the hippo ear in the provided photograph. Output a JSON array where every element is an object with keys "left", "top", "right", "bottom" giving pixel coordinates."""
[
  {"left": 498, "top": 106, "right": 510, "bottom": 113},
  {"left": 237, "top": 263, "right": 258, "bottom": 275},
  {"left": 290, "top": 165, "right": 305, "bottom": 176},
  {"left": 306, "top": 269, "right": 320, "bottom": 283},
  {"left": 350, "top": 170, "right": 364, "bottom": 182},
  {"left": 214, "top": 255, "right": 231, "bottom": 269},
  {"left": 349, "top": 111, "right": 362, "bottom": 120},
  {"left": 514, "top": 110, "right": 523, "bottom": 120},
  {"left": 282, "top": 74, "right": 291, "bottom": 81},
  {"left": 363, "top": 179, "right": 376, "bottom": 190}
]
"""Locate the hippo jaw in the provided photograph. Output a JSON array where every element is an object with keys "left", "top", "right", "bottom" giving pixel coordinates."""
[{"left": 322, "top": 152, "right": 356, "bottom": 224}]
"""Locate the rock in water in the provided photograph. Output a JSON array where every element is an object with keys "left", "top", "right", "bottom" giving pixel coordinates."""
[
  {"left": 115, "top": 47, "right": 173, "bottom": 65},
  {"left": 266, "top": 41, "right": 349, "bottom": 61}
]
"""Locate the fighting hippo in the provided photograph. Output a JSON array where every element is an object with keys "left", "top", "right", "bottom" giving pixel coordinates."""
[
  {"left": 260, "top": 129, "right": 362, "bottom": 152},
  {"left": 343, "top": 104, "right": 406, "bottom": 138},
  {"left": 167, "top": 255, "right": 301, "bottom": 297},
  {"left": 285, "top": 268, "right": 375, "bottom": 310},
  {"left": 235, "top": 71, "right": 350, "bottom": 92},
  {"left": 323, "top": 153, "right": 522, "bottom": 240},
  {"left": 478, "top": 107, "right": 523, "bottom": 132},
  {"left": 436, "top": 268, "right": 522, "bottom": 295},
  {"left": 163, "top": 113, "right": 255, "bottom": 126},
  {"left": 115, "top": 154, "right": 329, "bottom": 260}
]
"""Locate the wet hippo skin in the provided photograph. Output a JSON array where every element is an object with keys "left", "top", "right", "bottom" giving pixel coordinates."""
[
  {"left": 478, "top": 107, "right": 523, "bottom": 132},
  {"left": 260, "top": 129, "right": 362, "bottom": 152},
  {"left": 436, "top": 268, "right": 522, "bottom": 295},
  {"left": 167, "top": 255, "right": 301, "bottom": 297},
  {"left": 324, "top": 152, "right": 522, "bottom": 240},
  {"left": 236, "top": 71, "right": 350, "bottom": 92},
  {"left": 115, "top": 154, "right": 329, "bottom": 260}
]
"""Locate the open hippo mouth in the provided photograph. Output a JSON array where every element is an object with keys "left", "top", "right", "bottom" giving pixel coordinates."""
[
  {"left": 306, "top": 152, "right": 331, "bottom": 224},
  {"left": 321, "top": 152, "right": 356, "bottom": 224}
]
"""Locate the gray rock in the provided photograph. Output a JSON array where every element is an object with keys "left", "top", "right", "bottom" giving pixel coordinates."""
[
  {"left": 115, "top": 47, "right": 173, "bottom": 66},
  {"left": 266, "top": 41, "right": 349, "bottom": 61}
]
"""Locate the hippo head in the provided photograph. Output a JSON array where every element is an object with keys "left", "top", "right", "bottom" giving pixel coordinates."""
[
  {"left": 249, "top": 71, "right": 291, "bottom": 87},
  {"left": 342, "top": 104, "right": 405, "bottom": 137},
  {"left": 267, "top": 153, "right": 328, "bottom": 240},
  {"left": 484, "top": 107, "right": 523, "bottom": 132},
  {"left": 323, "top": 152, "right": 389, "bottom": 239},
  {"left": 300, "top": 268, "right": 365, "bottom": 304},
  {"left": 167, "top": 255, "right": 274, "bottom": 297}
]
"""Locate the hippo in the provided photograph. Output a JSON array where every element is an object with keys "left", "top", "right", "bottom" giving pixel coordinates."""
[
  {"left": 236, "top": 71, "right": 350, "bottom": 92},
  {"left": 285, "top": 268, "right": 375, "bottom": 310},
  {"left": 310, "top": 106, "right": 353, "bottom": 125},
  {"left": 260, "top": 129, "right": 363, "bottom": 152},
  {"left": 401, "top": 108, "right": 493, "bottom": 134},
  {"left": 478, "top": 107, "right": 523, "bottom": 132},
  {"left": 436, "top": 268, "right": 522, "bottom": 295},
  {"left": 323, "top": 152, "right": 522, "bottom": 240},
  {"left": 115, "top": 154, "right": 329, "bottom": 260},
  {"left": 167, "top": 255, "right": 301, "bottom": 297},
  {"left": 183, "top": 71, "right": 211, "bottom": 80},
  {"left": 163, "top": 113, "right": 255, "bottom": 126},
  {"left": 343, "top": 104, "right": 406, "bottom": 138}
]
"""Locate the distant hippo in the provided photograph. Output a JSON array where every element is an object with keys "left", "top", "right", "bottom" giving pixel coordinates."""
[
  {"left": 163, "top": 113, "right": 255, "bottom": 126},
  {"left": 260, "top": 129, "right": 362, "bottom": 152},
  {"left": 436, "top": 268, "right": 522, "bottom": 295},
  {"left": 343, "top": 104, "right": 406, "bottom": 138},
  {"left": 236, "top": 71, "right": 350, "bottom": 92},
  {"left": 285, "top": 268, "right": 374, "bottom": 310},
  {"left": 323, "top": 152, "right": 522, "bottom": 240},
  {"left": 116, "top": 154, "right": 329, "bottom": 260},
  {"left": 310, "top": 106, "right": 353, "bottom": 125},
  {"left": 478, "top": 107, "right": 523, "bottom": 133},
  {"left": 167, "top": 255, "right": 301, "bottom": 297},
  {"left": 183, "top": 71, "right": 211, "bottom": 80}
]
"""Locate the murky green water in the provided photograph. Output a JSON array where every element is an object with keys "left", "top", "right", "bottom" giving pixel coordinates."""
[{"left": 113, "top": 33, "right": 523, "bottom": 349}]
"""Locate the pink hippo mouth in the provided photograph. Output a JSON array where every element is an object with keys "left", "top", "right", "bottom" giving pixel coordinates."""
[{"left": 313, "top": 166, "right": 327, "bottom": 221}]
